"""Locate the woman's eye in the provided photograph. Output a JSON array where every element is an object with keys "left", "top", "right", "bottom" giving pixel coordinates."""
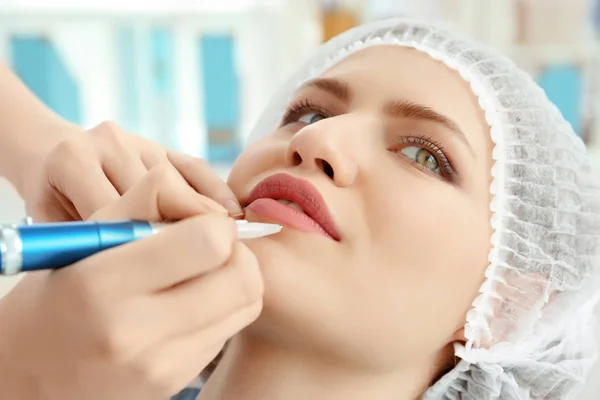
[
  {"left": 400, "top": 146, "right": 441, "bottom": 175},
  {"left": 298, "top": 112, "right": 326, "bottom": 125}
]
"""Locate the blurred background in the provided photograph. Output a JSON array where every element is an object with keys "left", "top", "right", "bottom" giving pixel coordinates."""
[
  {"left": 1, "top": 0, "right": 599, "bottom": 175},
  {"left": 0, "top": 0, "right": 600, "bottom": 396}
]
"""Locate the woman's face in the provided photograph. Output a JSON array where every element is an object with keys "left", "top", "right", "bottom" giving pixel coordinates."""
[{"left": 228, "top": 45, "right": 494, "bottom": 377}]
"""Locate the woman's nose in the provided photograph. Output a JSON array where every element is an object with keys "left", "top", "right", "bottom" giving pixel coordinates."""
[{"left": 284, "top": 118, "right": 363, "bottom": 187}]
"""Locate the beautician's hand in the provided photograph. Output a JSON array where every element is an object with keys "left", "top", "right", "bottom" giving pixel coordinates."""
[
  {"left": 0, "top": 164, "right": 263, "bottom": 400},
  {"left": 22, "top": 121, "right": 243, "bottom": 222}
]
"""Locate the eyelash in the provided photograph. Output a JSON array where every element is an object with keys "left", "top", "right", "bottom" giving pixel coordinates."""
[
  {"left": 282, "top": 99, "right": 331, "bottom": 125},
  {"left": 281, "top": 99, "right": 458, "bottom": 183},
  {"left": 393, "top": 135, "right": 457, "bottom": 182}
]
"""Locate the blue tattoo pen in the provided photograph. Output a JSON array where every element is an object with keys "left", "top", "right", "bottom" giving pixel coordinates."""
[{"left": 0, "top": 218, "right": 282, "bottom": 275}]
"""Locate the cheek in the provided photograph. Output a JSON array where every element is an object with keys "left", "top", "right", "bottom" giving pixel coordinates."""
[{"left": 354, "top": 179, "right": 491, "bottom": 350}]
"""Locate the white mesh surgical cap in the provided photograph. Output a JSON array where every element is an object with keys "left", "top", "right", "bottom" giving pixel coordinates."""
[{"left": 246, "top": 18, "right": 600, "bottom": 399}]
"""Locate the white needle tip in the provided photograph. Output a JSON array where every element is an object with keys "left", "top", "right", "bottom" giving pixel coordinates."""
[{"left": 236, "top": 220, "right": 283, "bottom": 239}]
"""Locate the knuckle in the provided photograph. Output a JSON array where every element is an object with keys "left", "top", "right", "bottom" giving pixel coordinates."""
[
  {"left": 94, "top": 120, "right": 122, "bottom": 137},
  {"left": 90, "top": 303, "right": 138, "bottom": 361},
  {"left": 92, "top": 121, "right": 129, "bottom": 149},
  {"left": 49, "top": 138, "right": 85, "bottom": 163},
  {"left": 95, "top": 326, "right": 132, "bottom": 362},
  {"left": 45, "top": 138, "right": 93, "bottom": 188},
  {"left": 145, "top": 164, "right": 178, "bottom": 187}
]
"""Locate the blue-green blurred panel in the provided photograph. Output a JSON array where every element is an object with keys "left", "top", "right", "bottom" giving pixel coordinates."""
[
  {"left": 10, "top": 36, "right": 82, "bottom": 124},
  {"left": 199, "top": 33, "right": 240, "bottom": 163},
  {"left": 150, "top": 28, "right": 176, "bottom": 146},
  {"left": 116, "top": 28, "right": 140, "bottom": 133},
  {"left": 538, "top": 64, "right": 583, "bottom": 138},
  {"left": 151, "top": 28, "right": 175, "bottom": 96}
]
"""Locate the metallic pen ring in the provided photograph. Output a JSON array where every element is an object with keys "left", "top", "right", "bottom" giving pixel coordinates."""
[{"left": 0, "top": 226, "right": 23, "bottom": 275}]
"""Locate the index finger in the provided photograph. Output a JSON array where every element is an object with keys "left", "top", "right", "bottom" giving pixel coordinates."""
[{"left": 168, "top": 151, "right": 244, "bottom": 218}]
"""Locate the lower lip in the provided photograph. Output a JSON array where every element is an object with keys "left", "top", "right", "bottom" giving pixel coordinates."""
[{"left": 245, "top": 198, "right": 332, "bottom": 239}]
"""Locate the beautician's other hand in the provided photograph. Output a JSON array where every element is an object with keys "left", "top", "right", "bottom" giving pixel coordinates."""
[
  {"left": 0, "top": 164, "right": 263, "bottom": 400},
  {"left": 22, "top": 121, "right": 243, "bottom": 222}
]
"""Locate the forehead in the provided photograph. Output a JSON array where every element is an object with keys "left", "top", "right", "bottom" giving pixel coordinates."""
[{"left": 317, "top": 45, "right": 488, "bottom": 152}]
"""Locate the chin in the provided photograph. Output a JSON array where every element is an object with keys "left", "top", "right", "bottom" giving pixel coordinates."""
[
  {"left": 243, "top": 231, "right": 317, "bottom": 275},
  {"left": 241, "top": 233, "right": 346, "bottom": 350}
]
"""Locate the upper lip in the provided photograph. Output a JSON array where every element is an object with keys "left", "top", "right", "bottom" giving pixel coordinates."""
[{"left": 244, "top": 173, "right": 340, "bottom": 241}]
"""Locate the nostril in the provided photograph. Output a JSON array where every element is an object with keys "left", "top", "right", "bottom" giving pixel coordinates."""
[
  {"left": 317, "top": 159, "right": 334, "bottom": 180},
  {"left": 292, "top": 152, "right": 302, "bottom": 166},
  {"left": 323, "top": 162, "right": 334, "bottom": 179}
]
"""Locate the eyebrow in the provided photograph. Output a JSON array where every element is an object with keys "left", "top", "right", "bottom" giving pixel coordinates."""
[
  {"left": 301, "top": 77, "right": 351, "bottom": 101},
  {"left": 299, "top": 78, "right": 474, "bottom": 155}
]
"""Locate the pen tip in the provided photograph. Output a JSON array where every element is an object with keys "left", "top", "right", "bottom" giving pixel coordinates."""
[
  {"left": 262, "top": 223, "right": 283, "bottom": 235},
  {"left": 236, "top": 221, "right": 283, "bottom": 239}
]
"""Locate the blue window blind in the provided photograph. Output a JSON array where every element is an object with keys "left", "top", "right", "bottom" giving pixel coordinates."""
[
  {"left": 10, "top": 36, "right": 82, "bottom": 124},
  {"left": 150, "top": 28, "right": 176, "bottom": 147},
  {"left": 199, "top": 33, "right": 241, "bottom": 163},
  {"left": 538, "top": 64, "right": 583, "bottom": 138}
]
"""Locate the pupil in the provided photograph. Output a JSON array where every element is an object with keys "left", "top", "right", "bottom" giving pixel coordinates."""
[
  {"left": 416, "top": 149, "right": 438, "bottom": 171},
  {"left": 426, "top": 155, "right": 436, "bottom": 168}
]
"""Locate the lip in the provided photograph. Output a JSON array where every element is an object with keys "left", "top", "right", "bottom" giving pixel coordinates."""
[{"left": 244, "top": 173, "right": 340, "bottom": 241}]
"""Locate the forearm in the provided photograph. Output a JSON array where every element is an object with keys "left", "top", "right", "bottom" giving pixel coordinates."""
[{"left": 0, "top": 63, "right": 81, "bottom": 194}]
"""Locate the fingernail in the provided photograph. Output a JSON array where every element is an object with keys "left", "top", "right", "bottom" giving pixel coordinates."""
[{"left": 224, "top": 199, "right": 244, "bottom": 218}]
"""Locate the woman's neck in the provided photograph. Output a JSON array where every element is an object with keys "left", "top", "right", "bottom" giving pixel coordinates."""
[{"left": 197, "top": 333, "right": 431, "bottom": 400}]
